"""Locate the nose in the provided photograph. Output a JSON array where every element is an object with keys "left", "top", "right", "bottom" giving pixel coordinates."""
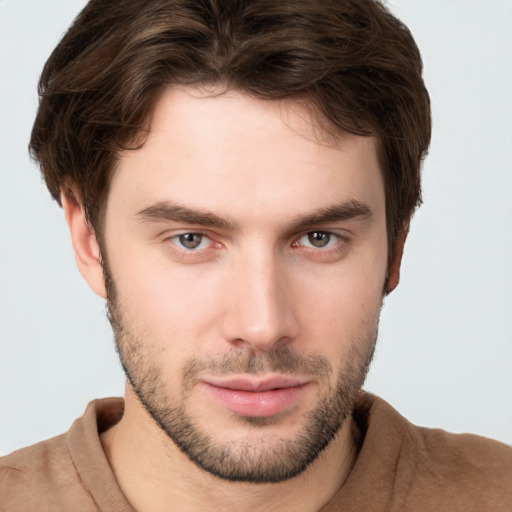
[{"left": 221, "top": 249, "right": 299, "bottom": 352}]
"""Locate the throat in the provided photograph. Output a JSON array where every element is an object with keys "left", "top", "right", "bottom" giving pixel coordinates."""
[{"left": 100, "top": 389, "right": 361, "bottom": 512}]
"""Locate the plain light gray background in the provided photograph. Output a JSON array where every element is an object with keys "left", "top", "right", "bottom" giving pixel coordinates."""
[{"left": 1, "top": 0, "right": 511, "bottom": 455}]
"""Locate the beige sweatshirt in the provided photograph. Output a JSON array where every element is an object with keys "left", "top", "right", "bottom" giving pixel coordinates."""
[{"left": 1, "top": 394, "right": 510, "bottom": 511}]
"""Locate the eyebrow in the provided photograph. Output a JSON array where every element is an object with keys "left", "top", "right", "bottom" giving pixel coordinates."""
[
  {"left": 136, "top": 198, "right": 372, "bottom": 231},
  {"left": 289, "top": 199, "right": 373, "bottom": 231},
  {"left": 136, "top": 202, "right": 237, "bottom": 230}
]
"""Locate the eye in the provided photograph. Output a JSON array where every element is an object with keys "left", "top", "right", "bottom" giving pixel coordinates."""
[
  {"left": 299, "top": 231, "right": 340, "bottom": 249},
  {"left": 171, "top": 233, "right": 211, "bottom": 250}
]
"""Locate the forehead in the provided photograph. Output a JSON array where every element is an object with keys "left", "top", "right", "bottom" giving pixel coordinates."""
[{"left": 108, "top": 86, "right": 384, "bottom": 224}]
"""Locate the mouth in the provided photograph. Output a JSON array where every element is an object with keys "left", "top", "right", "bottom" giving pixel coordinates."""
[{"left": 200, "top": 375, "right": 311, "bottom": 418}]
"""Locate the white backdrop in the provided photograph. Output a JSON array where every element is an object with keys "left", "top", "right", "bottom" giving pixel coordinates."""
[{"left": 1, "top": 0, "right": 511, "bottom": 455}]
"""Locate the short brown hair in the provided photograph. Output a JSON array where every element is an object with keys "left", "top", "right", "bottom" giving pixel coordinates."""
[{"left": 30, "top": 0, "right": 431, "bottom": 249}]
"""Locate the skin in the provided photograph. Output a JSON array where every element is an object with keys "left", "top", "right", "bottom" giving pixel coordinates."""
[{"left": 63, "top": 86, "right": 405, "bottom": 512}]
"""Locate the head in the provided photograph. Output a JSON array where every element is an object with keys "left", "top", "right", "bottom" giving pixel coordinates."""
[
  {"left": 30, "top": 0, "right": 430, "bottom": 257},
  {"left": 30, "top": 0, "right": 430, "bottom": 483}
]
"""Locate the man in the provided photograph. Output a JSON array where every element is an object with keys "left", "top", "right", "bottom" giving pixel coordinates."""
[{"left": 0, "top": 0, "right": 510, "bottom": 510}]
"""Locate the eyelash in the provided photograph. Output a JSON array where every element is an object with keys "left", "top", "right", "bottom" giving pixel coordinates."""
[
  {"left": 292, "top": 231, "right": 342, "bottom": 250},
  {"left": 169, "top": 232, "right": 212, "bottom": 250},
  {"left": 166, "top": 230, "right": 348, "bottom": 257}
]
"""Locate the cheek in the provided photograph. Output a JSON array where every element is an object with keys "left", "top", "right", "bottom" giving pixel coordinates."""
[
  {"left": 112, "top": 251, "right": 225, "bottom": 350},
  {"left": 292, "top": 257, "right": 386, "bottom": 353},
  {"left": 300, "top": 281, "right": 382, "bottom": 337}
]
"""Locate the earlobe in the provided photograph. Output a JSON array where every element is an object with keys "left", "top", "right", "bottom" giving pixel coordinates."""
[
  {"left": 385, "top": 227, "right": 408, "bottom": 294},
  {"left": 61, "top": 191, "right": 107, "bottom": 299}
]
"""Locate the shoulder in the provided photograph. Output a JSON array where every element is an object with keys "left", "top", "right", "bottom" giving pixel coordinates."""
[
  {"left": 410, "top": 426, "right": 512, "bottom": 509},
  {"left": 0, "top": 468, "right": 45, "bottom": 512},
  {"left": 352, "top": 394, "right": 512, "bottom": 511},
  {"left": 0, "top": 398, "right": 126, "bottom": 512},
  {"left": 417, "top": 424, "right": 512, "bottom": 469},
  {"left": 0, "top": 434, "right": 69, "bottom": 512}
]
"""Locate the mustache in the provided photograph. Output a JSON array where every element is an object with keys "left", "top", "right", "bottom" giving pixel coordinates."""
[{"left": 182, "top": 346, "right": 332, "bottom": 384}]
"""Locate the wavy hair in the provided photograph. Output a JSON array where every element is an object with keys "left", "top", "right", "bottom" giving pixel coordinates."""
[{"left": 30, "top": 0, "right": 431, "bottom": 251}]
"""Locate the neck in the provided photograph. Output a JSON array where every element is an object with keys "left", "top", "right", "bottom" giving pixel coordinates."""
[{"left": 101, "top": 385, "right": 360, "bottom": 512}]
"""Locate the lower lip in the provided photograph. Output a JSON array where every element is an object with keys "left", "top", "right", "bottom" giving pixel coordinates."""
[{"left": 201, "top": 382, "right": 309, "bottom": 417}]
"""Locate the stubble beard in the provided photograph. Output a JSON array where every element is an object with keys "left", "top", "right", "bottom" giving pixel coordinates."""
[{"left": 103, "top": 263, "right": 378, "bottom": 483}]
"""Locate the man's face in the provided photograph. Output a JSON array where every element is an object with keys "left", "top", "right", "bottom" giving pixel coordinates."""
[{"left": 100, "top": 87, "right": 389, "bottom": 482}]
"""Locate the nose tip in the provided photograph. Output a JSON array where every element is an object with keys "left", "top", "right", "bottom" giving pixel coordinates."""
[
  {"left": 221, "top": 258, "right": 299, "bottom": 352},
  {"left": 228, "top": 322, "right": 290, "bottom": 353}
]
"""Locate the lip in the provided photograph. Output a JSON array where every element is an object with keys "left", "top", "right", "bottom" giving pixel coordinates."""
[{"left": 200, "top": 375, "right": 311, "bottom": 418}]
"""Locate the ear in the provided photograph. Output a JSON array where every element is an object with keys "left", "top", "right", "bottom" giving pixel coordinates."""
[
  {"left": 385, "top": 226, "right": 408, "bottom": 294},
  {"left": 61, "top": 191, "right": 107, "bottom": 299}
]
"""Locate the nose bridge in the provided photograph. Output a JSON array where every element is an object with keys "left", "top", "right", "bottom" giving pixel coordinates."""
[{"left": 222, "top": 241, "right": 297, "bottom": 351}]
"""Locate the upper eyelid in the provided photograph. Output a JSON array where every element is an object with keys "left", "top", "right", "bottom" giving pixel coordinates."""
[
  {"left": 162, "top": 229, "right": 348, "bottom": 247},
  {"left": 163, "top": 229, "right": 211, "bottom": 240},
  {"left": 292, "top": 231, "right": 347, "bottom": 249},
  {"left": 299, "top": 231, "right": 342, "bottom": 240},
  {"left": 167, "top": 233, "right": 214, "bottom": 252},
  {"left": 293, "top": 228, "right": 348, "bottom": 241}
]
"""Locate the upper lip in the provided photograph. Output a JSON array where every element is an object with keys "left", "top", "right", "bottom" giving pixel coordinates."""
[{"left": 202, "top": 375, "right": 310, "bottom": 392}]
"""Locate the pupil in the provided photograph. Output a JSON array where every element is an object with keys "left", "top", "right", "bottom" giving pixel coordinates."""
[
  {"left": 180, "top": 233, "right": 202, "bottom": 249},
  {"left": 308, "top": 232, "right": 329, "bottom": 247}
]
